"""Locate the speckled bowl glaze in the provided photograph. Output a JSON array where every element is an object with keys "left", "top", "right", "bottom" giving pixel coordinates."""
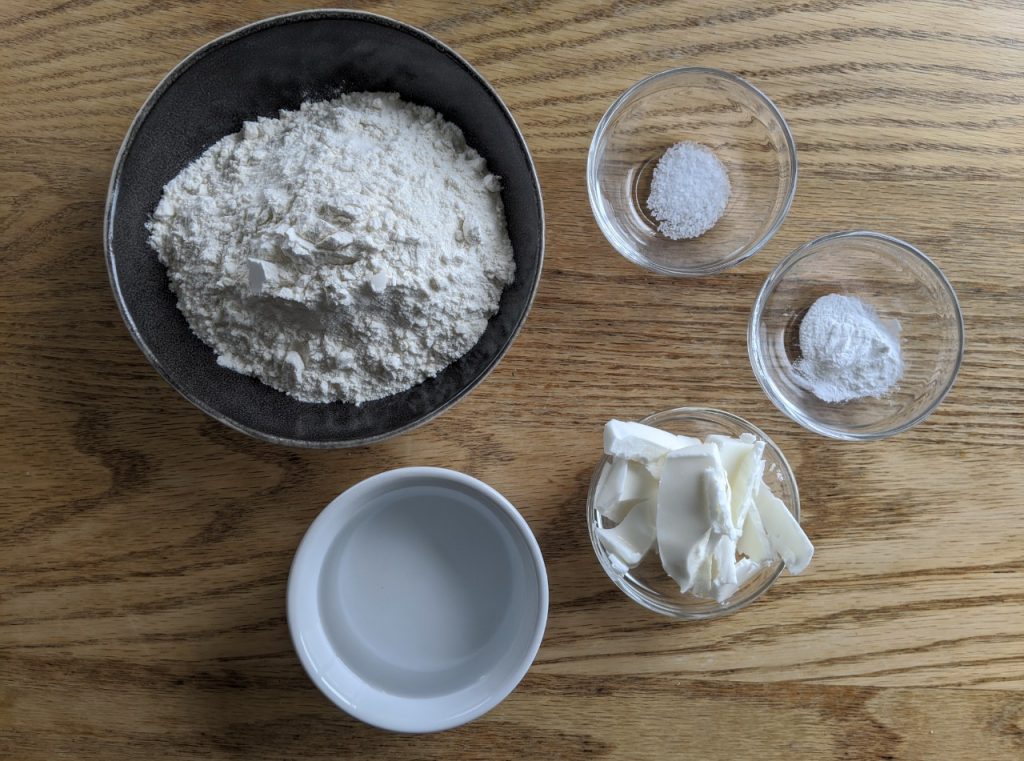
[{"left": 105, "top": 10, "right": 544, "bottom": 447}]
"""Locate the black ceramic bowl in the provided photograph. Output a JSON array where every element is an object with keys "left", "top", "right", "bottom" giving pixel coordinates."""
[{"left": 105, "top": 10, "right": 544, "bottom": 447}]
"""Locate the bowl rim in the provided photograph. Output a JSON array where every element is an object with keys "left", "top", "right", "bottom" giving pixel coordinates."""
[
  {"left": 586, "top": 66, "right": 799, "bottom": 277},
  {"left": 587, "top": 407, "right": 799, "bottom": 620},
  {"left": 103, "top": 9, "right": 545, "bottom": 448},
  {"left": 287, "top": 466, "right": 549, "bottom": 732},
  {"left": 748, "top": 230, "right": 966, "bottom": 441}
]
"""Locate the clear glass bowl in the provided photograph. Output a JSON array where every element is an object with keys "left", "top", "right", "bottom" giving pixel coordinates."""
[
  {"left": 587, "top": 67, "right": 797, "bottom": 276},
  {"left": 749, "top": 231, "right": 964, "bottom": 440},
  {"left": 587, "top": 407, "right": 800, "bottom": 620}
]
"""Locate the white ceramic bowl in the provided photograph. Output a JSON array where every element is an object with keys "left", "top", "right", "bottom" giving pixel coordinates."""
[{"left": 288, "top": 467, "right": 548, "bottom": 732}]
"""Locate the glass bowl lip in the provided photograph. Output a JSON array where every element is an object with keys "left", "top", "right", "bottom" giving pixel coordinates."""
[
  {"left": 586, "top": 66, "right": 799, "bottom": 277},
  {"left": 586, "top": 406, "right": 799, "bottom": 621},
  {"left": 748, "top": 230, "right": 966, "bottom": 441}
]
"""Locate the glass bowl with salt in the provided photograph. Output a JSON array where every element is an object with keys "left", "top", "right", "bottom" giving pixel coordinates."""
[
  {"left": 587, "top": 67, "right": 797, "bottom": 276},
  {"left": 749, "top": 231, "right": 964, "bottom": 440}
]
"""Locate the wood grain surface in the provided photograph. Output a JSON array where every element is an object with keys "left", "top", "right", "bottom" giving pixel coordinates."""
[{"left": 2, "top": 1, "right": 1022, "bottom": 759}]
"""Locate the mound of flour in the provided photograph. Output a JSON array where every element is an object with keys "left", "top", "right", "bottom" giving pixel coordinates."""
[{"left": 147, "top": 92, "right": 515, "bottom": 404}]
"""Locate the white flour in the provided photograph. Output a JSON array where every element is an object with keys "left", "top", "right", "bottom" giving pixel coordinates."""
[
  {"left": 147, "top": 92, "right": 515, "bottom": 404},
  {"left": 794, "top": 293, "right": 903, "bottom": 403}
]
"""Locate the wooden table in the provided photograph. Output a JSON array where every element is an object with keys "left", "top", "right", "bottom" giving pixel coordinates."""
[{"left": 2, "top": 1, "right": 1022, "bottom": 758}]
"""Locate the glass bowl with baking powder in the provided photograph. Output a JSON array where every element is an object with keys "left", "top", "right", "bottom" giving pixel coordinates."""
[
  {"left": 587, "top": 408, "right": 800, "bottom": 621},
  {"left": 749, "top": 231, "right": 965, "bottom": 440},
  {"left": 587, "top": 68, "right": 797, "bottom": 276}
]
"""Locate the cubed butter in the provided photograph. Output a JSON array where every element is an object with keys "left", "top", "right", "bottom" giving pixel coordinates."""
[
  {"left": 594, "top": 456, "right": 656, "bottom": 522},
  {"left": 706, "top": 434, "right": 765, "bottom": 530},
  {"left": 690, "top": 543, "right": 715, "bottom": 600},
  {"left": 703, "top": 464, "right": 735, "bottom": 539},
  {"left": 656, "top": 444, "right": 720, "bottom": 593},
  {"left": 754, "top": 481, "right": 813, "bottom": 574},
  {"left": 604, "top": 419, "right": 698, "bottom": 477},
  {"left": 736, "top": 501, "right": 774, "bottom": 566},
  {"left": 597, "top": 419, "right": 814, "bottom": 606},
  {"left": 709, "top": 534, "right": 740, "bottom": 602},
  {"left": 596, "top": 498, "right": 657, "bottom": 569},
  {"left": 734, "top": 556, "right": 762, "bottom": 587}
]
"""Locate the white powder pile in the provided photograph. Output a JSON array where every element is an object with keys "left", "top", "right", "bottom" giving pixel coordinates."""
[
  {"left": 794, "top": 293, "right": 903, "bottom": 403},
  {"left": 147, "top": 92, "right": 515, "bottom": 404},
  {"left": 646, "top": 141, "right": 731, "bottom": 239}
]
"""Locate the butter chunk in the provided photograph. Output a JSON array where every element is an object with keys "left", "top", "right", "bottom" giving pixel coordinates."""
[
  {"left": 690, "top": 543, "right": 715, "bottom": 599},
  {"left": 594, "top": 456, "right": 657, "bottom": 522},
  {"left": 605, "top": 420, "right": 698, "bottom": 477},
  {"left": 734, "top": 556, "right": 763, "bottom": 587},
  {"left": 736, "top": 501, "right": 774, "bottom": 566},
  {"left": 657, "top": 444, "right": 720, "bottom": 593},
  {"left": 706, "top": 434, "right": 765, "bottom": 531},
  {"left": 709, "top": 534, "right": 739, "bottom": 602},
  {"left": 703, "top": 463, "right": 736, "bottom": 540},
  {"left": 707, "top": 552, "right": 765, "bottom": 603},
  {"left": 596, "top": 498, "right": 657, "bottom": 569},
  {"left": 674, "top": 433, "right": 702, "bottom": 449},
  {"left": 754, "top": 481, "right": 813, "bottom": 574}
]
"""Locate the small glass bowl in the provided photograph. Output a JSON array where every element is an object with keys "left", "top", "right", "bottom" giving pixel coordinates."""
[
  {"left": 587, "top": 67, "right": 797, "bottom": 276},
  {"left": 749, "top": 231, "right": 964, "bottom": 440},
  {"left": 587, "top": 407, "right": 800, "bottom": 620}
]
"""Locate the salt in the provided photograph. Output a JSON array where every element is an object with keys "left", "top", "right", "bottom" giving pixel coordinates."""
[
  {"left": 794, "top": 293, "right": 903, "bottom": 403},
  {"left": 646, "top": 141, "right": 730, "bottom": 240}
]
